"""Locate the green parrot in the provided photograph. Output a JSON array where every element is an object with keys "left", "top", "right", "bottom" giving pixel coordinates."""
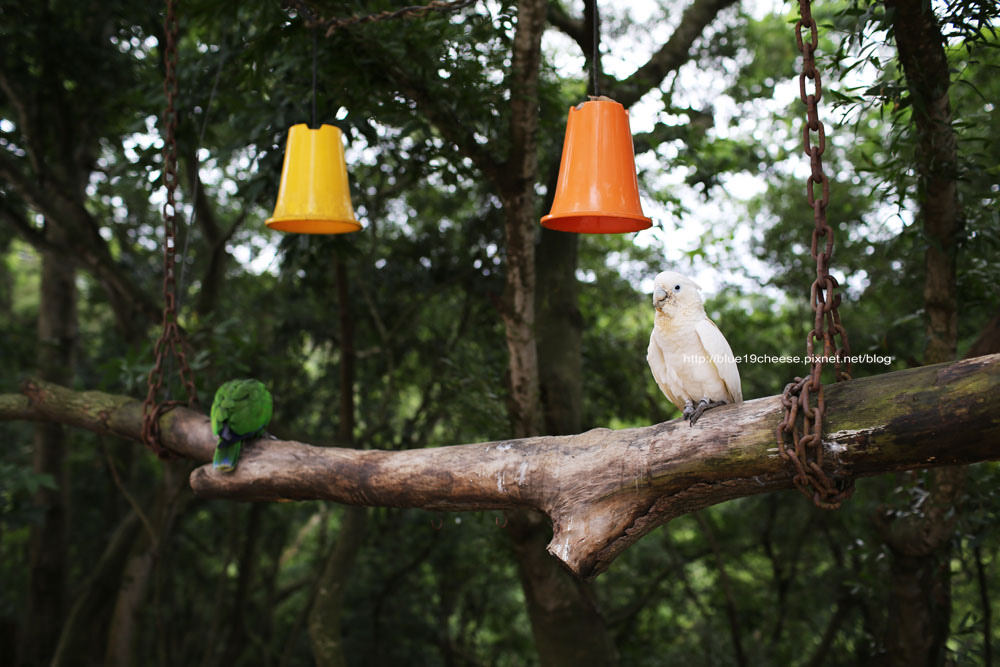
[{"left": 210, "top": 379, "right": 273, "bottom": 473}]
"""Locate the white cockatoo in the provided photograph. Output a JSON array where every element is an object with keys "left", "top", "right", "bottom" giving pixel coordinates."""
[{"left": 647, "top": 270, "right": 742, "bottom": 425}]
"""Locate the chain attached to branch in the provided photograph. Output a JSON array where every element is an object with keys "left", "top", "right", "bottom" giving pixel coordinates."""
[
  {"left": 286, "top": 0, "right": 476, "bottom": 36},
  {"left": 142, "top": 0, "right": 198, "bottom": 459},
  {"left": 776, "top": 0, "right": 853, "bottom": 510}
]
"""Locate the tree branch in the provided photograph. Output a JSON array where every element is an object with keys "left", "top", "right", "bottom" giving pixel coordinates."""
[
  {"left": 0, "top": 147, "right": 67, "bottom": 223},
  {"left": 546, "top": 1, "right": 586, "bottom": 50},
  {"left": 606, "top": 0, "right": 738, "bottom": 108},
  {"left": 0, "top": 202, "right": 52, "bottom": 252},
  {"left": 3, "top": 354, "right": 1000, "bottom": 578},
  {"left": 181, "top": 143, "right": 241, "bottom": 316},
  {"left": 0, "top": 60, "right": 44, "bottom": 176},
  {"left": 0, "top": 148, "right": 160, "bottom": 337}
]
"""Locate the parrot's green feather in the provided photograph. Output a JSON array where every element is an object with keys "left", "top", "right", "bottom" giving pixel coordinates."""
[{"left": 210, "top": 379, "right": 272, "bottom": 473}]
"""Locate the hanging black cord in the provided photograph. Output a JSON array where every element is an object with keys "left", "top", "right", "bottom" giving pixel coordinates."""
[
  {"left": 590, "top": 0, "right": 600, "bottom": 96},
  {"left": 311, "top": 25, "right": 318, "bottom": 128}
]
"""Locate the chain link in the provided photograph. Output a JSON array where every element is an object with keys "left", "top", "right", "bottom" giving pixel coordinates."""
[
  {"left": 285, "top": 0, "right": 476, "bottom": 36},
  {"left": 142, "top": 0, "right": 198, "bottom": 459},
  {"left": 776, "top": 0, "right": 853, "bottom": 510}
]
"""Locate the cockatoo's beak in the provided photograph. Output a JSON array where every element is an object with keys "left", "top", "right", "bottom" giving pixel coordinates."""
[{"left": 653, "top": 287, "right": 668, "bottom": 309}]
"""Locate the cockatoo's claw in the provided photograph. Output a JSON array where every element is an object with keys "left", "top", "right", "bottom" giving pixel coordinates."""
[
  {"left": 682, "top": 400, "right": 695, "bottom": 421},
  {"left": 688, "top": 398, "right": 727, "bottom": 426}
]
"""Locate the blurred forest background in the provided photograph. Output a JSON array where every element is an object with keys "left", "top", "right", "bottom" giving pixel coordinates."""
[{"left": 1, "top": 0, "right": 999, "bottom": 665}]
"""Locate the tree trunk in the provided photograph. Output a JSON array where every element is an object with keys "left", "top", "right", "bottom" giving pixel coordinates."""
[
  {"left": 880, "top": 2, "right": 965, "bottom": 663},
  {"left": 888, "top": 2, "right": 961, "bottom": 365},
  {"left": 307, "top": 255, "right": 367, "bottom": 667},
  {"left": 497, "top": 0, "right": 618, "bottom": 663},
  {"left": 875, "top": 467, "right": 962, "bottom": 667},
  {"left": 217, "top": 503, "right": 265, "bottom": 666},
  {"left": 508, "top": 509, "right": 618, "bottom": 666},
  {"left": 504, "top": 225, "right": 617, "bottom": 666},
  {"left": 497, "top": 0, "right": 546, "bottom": 439},
  {"left": 18, "top": 220, "right": 76, "bottom": 667},
  {"left": 307, "top": 506, "right": 366, "bottom": 667},
  {"left": 104, "top": 460, "right": 191, "bottom": 667},
  {"left": 50, "top": 511, "right": 142, "bottom": 667},
  {"left": 536, "top": 229, "right": 583, "bottom": 436},
  {"left": 499, "top": 1, "right": 620, "bottom": 661},
  {"left": 966, "top": 308, "right": 1000, "bottom": 358}
]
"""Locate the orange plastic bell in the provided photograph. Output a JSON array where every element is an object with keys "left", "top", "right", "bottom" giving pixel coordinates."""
[
  {"left": 266, "top": 123, "right": 361, "bottom": 234},
  {"left": 541, "top": 98, "right": 652, "bottom": 234}
]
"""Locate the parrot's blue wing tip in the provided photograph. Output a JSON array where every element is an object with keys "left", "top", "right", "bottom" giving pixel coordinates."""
[{"left": 213, "top": 443, "right": 241, "bottom": 473}]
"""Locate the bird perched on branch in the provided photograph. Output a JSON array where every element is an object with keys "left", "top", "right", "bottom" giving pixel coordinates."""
[
  {"left": 647, "top": 271, "right": 742, "bottom": 425},
  {"left": 210, "top": 378, "right": 273, "bottom": 472}
]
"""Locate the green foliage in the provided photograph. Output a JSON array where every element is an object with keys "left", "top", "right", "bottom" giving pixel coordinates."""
[
  {"left": 1, "top": 0, "right": 998, "bottom": 665},
  {"left": 0, "top": 239, "right": 38, "bottom": 391},
  {"left": 0, "top": 462, "right": 56, "bottom": 529}
]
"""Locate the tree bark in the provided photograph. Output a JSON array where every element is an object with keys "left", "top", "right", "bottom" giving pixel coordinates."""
[
  {"left": 5, "top": 354, "right": 1000, "bottom": 580},
  {"left": 874, "top": 467, "right": 961, "bottom": 667},
  {"left": 966, "top": 308, "right": 1000, "bottom": 358},
  {"left": 496, "top": 0, "right": 546, "bottom": 439},
  {"left": 503, "top": 0, "right": 617, "bottom": 658},
  {"left": 104, "top": 460, "right": 191, "bottom": 667},
  {"left": 880, "top": 3, "right": 966, "bottom": 664},
  {"left": 523, "top": 0, "right": 741, "bottom": 647},
  {"left": 307, "top": 255, "right": 367, "bottom": 667},
  {"left": 307, "top": 506, "right": 366, "bottom": 667},
  {"left": 888, "top": 0, "right": 961, "bottom": 365},
  {"left": 181, "top": 141, "right": 240, "bottom": 318},
  {"left": 217, "top": 504, "right": 266, "bottom": 666},
  {"left": 508, "top": 225, "right": 614, "bottom": 666},
  {"left": 536, "top": 228, "right": 583, "bottom": 436},
  {"left": 507, "top": 508, "right": 617, "bottom": 665},
  {"left": 497, "top": 1, "right": 620, "bottom": 662},
  {"left": 18, "top": 220, "right": 76, "bottom": 667},
  {"left": 50, "top": 511, "right": 142, "bottom": 667}
]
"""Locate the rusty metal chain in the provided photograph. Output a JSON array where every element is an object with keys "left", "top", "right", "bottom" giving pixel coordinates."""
[
  {"left": 142, "top": 0, "right": 199, "bottom": 459},
  {"left": 776, "top": 0, "right": 853, "bottom": 510},
  {"left": 285, "top": 0, "right": 476, "bottom": 36}
]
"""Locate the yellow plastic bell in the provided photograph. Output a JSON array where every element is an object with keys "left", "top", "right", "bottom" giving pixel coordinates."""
[{"left": 266, "top": 123, "right": 361, "bottom": 234}]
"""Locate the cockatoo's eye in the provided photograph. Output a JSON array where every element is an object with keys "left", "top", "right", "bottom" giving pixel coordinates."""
[{"left": 674, "top": 284, "right": 681, "bottom": 291}]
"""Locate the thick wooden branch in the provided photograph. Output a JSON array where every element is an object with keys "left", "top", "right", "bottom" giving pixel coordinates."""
[
  {"left": 0, "top": 380, "right": 215, "bottom": 462},
  {"left": 3, "top": 354, "right": 1000, "bottom": 578}
]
